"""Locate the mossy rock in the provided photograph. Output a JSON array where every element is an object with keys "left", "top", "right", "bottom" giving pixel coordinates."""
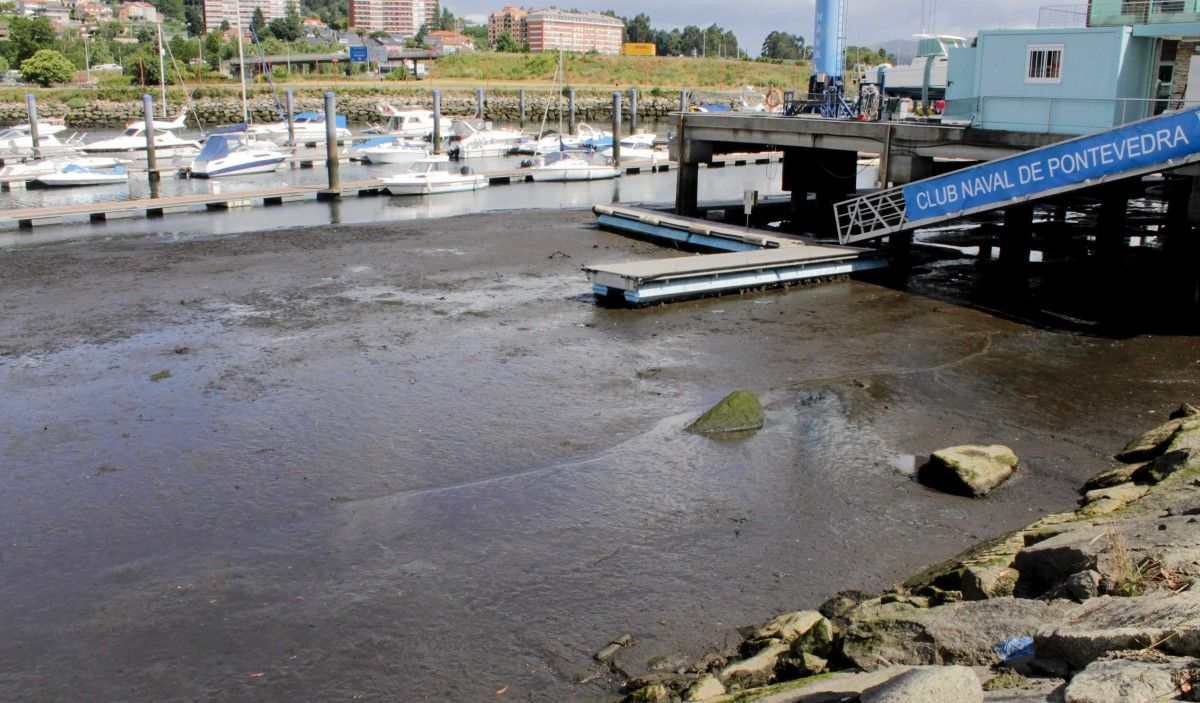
[{"left": 687, "top": 390, "right": 764, "bottom": 435}]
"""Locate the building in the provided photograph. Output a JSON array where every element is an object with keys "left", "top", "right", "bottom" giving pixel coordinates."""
[
  {"left": 118, "top": 0, "right": 158, "bottom": 23},
  {"left": 346, "top": 0, "right": 437, "bottom": 38},
  {"left": 944, "top": 2, "right": 1200, "bottom": 135},
  {"left": 524, "top": 9, "right": 623, "bottom": 55},
  {"left": 427, "top": 29, "right": 474, "bottom": 54},
  {"left": 75, "top": 1, "right": 113, "bottom": 21},
  {"left": 203, "top": 0, "right": 286, "bottom": 32},
  {"left": 487, "top": 5, "right": 526, "bottom": 46}
]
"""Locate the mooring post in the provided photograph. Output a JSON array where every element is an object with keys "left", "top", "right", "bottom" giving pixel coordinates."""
[
  {"left": 629, "top": 88, "right": 638, "bottom": 133},
  {"left": 323, "top": 92, "right": 339, "bottom": 194},
  {"left": 476, "top": 88, "right": 485, "bottom": 119},
  {"left": 878, "top": 123, "right": 892, "bottom": 189},
  {"left": 679, "top": 89, "right": 687, "bottom": 113},
  {"left": 285, "top": 88, "right": 295, "bottom": 147},
  {"left": 568, "top": 87, "right": 577, "bottom": 136},
  {"left": 25, "top": 93, "right": 40, "bottom": 160},
  {"left": 432, "top": 90, "right": 442, "bottom": 155},
  {"left": 141, "top": 94, "right": 159, "bottom": 197},
  {"left": 518, "top": 88, "right": 526, "bottom": 129},
  {"left": 611, "top": 92, "right": 622, "bottom": 168}
]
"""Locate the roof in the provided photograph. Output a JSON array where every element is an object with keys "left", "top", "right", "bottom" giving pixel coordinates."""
[{"left": 524, "top": 9, "right": 623, "bottom": 26}]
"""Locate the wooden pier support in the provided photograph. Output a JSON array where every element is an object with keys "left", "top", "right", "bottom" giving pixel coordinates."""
[
  {"left": 320, "top": 92, "right": 340, "bottom": 200},
  {"left": 518, "top": 88, "right": 526, "bottom": 128},
  {"left": 476, "top": 88, "right": 485, "bottom": 119},
  {"left": 629, "top": 88, "right": 638, "bottom": 132},
  {"left": 611, "top": 93, "right": 621, "bottom": 167},
  {"left": 26, "top": 94, "right": 40, "bottom": 161}
]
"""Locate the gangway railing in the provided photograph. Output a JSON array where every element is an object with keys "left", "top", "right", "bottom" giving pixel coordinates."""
[{"left": 835, "top": 105, "right": 1200, "bottom": 245}]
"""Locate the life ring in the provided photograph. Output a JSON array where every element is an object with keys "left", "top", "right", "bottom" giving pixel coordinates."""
[{"left": 765, "top": 87, "right": 783, "bottom": 112}]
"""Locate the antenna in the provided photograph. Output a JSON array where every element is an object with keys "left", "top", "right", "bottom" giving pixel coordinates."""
[{"left": 921, "top": 0, "right": 938, "bottom": 34}]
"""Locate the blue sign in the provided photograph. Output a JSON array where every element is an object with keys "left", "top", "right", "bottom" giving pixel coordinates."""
[
  {"left": 902, "top": 107, "right": 1200, "bottom": 223},
  {"left": 349, "top": 46, "right": 368, "bottom": 63}
]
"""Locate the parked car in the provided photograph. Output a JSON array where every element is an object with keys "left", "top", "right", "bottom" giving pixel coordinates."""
[{"left": 91, "top": 63, "right": 122, "bottom": 71}]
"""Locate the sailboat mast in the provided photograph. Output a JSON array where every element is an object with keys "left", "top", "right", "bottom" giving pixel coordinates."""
[
  {"left": 236, "top": 0, "right": 249, "bottom": 123},
  {"left": 157, "top": 23, "right": 167, "bottom": 118}
]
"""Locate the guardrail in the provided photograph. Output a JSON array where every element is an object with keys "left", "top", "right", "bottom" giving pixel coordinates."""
[
  {"left": 943, "top": 96, "right": 1200, "bottom": 135},
  {"left": 1040, "top": 0, "right": 1200, "bottom": 26}
]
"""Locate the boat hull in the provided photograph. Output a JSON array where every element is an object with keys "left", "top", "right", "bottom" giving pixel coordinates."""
[
  {"left": 360, "top": 149, "right": 430, "bottom": 166},
  {"left": 383, "top": 178, "right": 489, "bottom": 195},
  {"left": 531, "top": 167, "right": 621, "bottom": 182},
  {"left": 33, "top": 173, "right": 128, "bottom": 187},
  {"left": 190, "top": 156, "right": 286, "bottom": 178}
]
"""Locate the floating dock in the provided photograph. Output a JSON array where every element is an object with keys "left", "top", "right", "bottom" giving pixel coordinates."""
[{"left": 586, "top": 205, "right": 887, "bottom": 305}]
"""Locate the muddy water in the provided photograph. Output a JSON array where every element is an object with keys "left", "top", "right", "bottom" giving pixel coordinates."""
[{"left": 1, "top": 211, "right": 1197, "bottom": 701}]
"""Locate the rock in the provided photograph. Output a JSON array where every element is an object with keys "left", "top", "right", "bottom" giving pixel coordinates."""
[
  {"left": 718, "top": 641, "right": 788, "bottom": 688},
  {"left": 1169, "top": 421, "right": 1200, "bottom": 452},
  {"left": 961, "top": 565, "right": 1018, "bottom": 601},
  {"left": 686, "top": 390, "right": 765, "bottom": 435},
  {"left": 1134, "top": 449, "right": 1200, "bottom": 484},
  {"left": 596, "top": 634, "right": 634, "bottom": 661},
  {"left": 1117, "top": 417, "right": 1188, "bottom": 462},
  {"left": 1171, "top": 403, "right": 1200, "bottom": 420},
  {"left": 820, "top": 589, "right": 877, "bottom": 625},
  {"left": 625, "top": 683, "right": 672, "bottom": 703},
  {"left": 859, "top": 665, "right": 985, "bottom": 703},
  {"left": 981, "top": 668, "right": 1027, "bottom": 691},
  {"left": 788, "top": 615, "right": 834, "bottom": 659},
  {"left": 682, "top": 674, "right": 724, "bottom": 701},
  {"left": 1063, "top": 657, "right": 1194, "bottom": 703},
  {"left": 1060, "top": 570, "right": 1102, "bottom": 602},
  {"left": 747, "top": 610, "right": 825, "bottom": 647},
  {"left": 799, "top": 652, "right": 829, "bottom": 674},
  {"left": 1036, "top": 590, "right": 1200, "bottom": 668},
  {"left": 841, "top": 597, "right": 1074, "bottom": 671},
  {"left": 1079, "top": 482, "right": 1150, "bottom": 516},
  {"left": 919, "top": 445, "right": 1018, "bottom": 498}
]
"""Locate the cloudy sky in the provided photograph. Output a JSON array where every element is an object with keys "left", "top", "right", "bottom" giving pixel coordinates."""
[{"left": 451, "top": 0, "right": 1054, "bottom": 55}]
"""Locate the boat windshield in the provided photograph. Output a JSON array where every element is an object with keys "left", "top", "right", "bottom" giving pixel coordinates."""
[
  {"left": 410, "top": 159, "right": 445, "bottom": 173},
  {"left": 196, "top": 135, "right": 242, "bottom": 161},
  {"left": 121, "top": 127, "right": 141, "bottom": 137},
  {"left": 542, "top": 151, "right": 573, "bottom": 165}
]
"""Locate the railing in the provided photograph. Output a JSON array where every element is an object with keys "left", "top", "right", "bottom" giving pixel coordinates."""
[
  {"left": 1086, "top": 0, "right": 1200, "bottom": 25},
  {"left": 835, "top": 186, "right": 907, "bottom": 244},
  {"left": 943, "top": 95, "right": 1200, "bottom": 135},
  {"left": 1038, "top": 4, "right": 1088, "bottom": 27}
]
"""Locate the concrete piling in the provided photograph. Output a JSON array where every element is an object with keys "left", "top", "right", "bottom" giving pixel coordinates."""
[
  {"left": 323, "top": 92, "right": 339, "bottom": 194},
  {"left": 611, "top": 93, "right": 622, "bottom": 168},
  {"left": 25, "top": 94, "right": 39, "bottom": 160},
  {"left": 432, "top": 90, "right": 441, "bottom": 155}
]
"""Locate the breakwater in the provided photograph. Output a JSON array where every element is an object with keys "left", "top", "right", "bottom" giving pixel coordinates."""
[{"left": 0, "top": 90, "right": 688, "bottom": 129}]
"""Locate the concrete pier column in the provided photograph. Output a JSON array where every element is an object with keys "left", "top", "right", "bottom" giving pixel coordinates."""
[
  {"left": 679, "top": 89, "right": 687, "bottom": 113},
  {"left": 476, "top": 88, "right": 485, "bottom": 119},
  {"left": 1095, "top": 184, "right": 1128, "bottom": 262},
  {"left": 25, "top": 94, "right": 39, "bottom": 160},
  {"left": 611, "top": 92, "right": 621, "bottom": 167},
  {"left": 673, "top": 114, "right": 709, "bottom": 217},
  {"left": 142, "top": 95, "right": 159, "bottom": 198},
  {"left": 887, "top": 153, "right": 935, "bottom": 185},
  {"left": 629, "top": 88, "right": 638, "bottom": 132},
  {"left": 783, "top": 147, "right": 857, "bottom": 235},
  {"left": 285, "top": 89, "right": 295, "bottom": 147},
  {"left": 321, "top": 92, "right": 339, "bottom": 198},
  {"left": 518, "top": 88, "right": 526, "bottom": 128},
  {"left": 568, "top": 88, "right": 577, "bottom": 136},
  {"left": 1164, "top": 176, "right": 1195, "bottom": 256},
  {"left": 432, "top": 90, "right": 442, "bottom": 155},
  {"left": 999, "top": 203, "right": 1034, "bottom": 270}
]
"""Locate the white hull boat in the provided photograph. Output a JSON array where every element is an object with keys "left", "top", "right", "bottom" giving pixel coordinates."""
[
  {"left": 530, "top": 152, "right": 620, "bottom": 182},
  {"left": 83, "top": 121, "right": 200, "bottom": 156},
  {"left": 34, "top": 163, "right": 128, "bottom": 187},
  {"left": 383, "top": 155, "right": 489, "bottom": 195},
  {"left": 366, "top": 104, "right": 451, "bottom": 138},
  {"left": 449, "top": 120, "right": 525, "bottom": 159},
  {"left": 356, "top": 138, "right": 431, "bottom": 166},
  {"left": 190, "top": 132, "right": 287, "bottom": 177},
  {"left": 0, "top": 157, "right": 123, "bottom": 178},
  {"left": 249, "top": 112, "right": 351, "bottom": 145}
]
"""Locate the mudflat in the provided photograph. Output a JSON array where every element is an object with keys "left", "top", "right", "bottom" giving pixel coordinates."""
[{"left": 1, "top": 210, "right": 1195, "bottom": 701}]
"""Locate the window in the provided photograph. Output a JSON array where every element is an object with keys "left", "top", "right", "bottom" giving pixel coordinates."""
[{"left": 1026, "top": 44, "right": 1064, "bottom": 84}]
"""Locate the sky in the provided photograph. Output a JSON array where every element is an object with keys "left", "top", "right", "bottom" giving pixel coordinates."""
[{"left": 450, "top": 0, "right": 1054, "bottom": 56}]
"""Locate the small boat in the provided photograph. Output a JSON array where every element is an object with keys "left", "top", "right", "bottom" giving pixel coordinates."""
[
  {"left": 382, "top": 155, "right": 489, "bottom": 195},
  {"left": 448, "top": 120, "right": 525, "bottom": 159},
  {"left": 1, "top": 156, "right": 124, "bottom": 178},
  {"left": 0, "top": 126, "right": 81, "bottom": 157},
  {"left": 33, "top": 163, "right": 128, "bottom": 187},
  {"left": 515, "top": 130, "right": 585, "bottom": 155},
  {"left": 248, "top": 112, "right": 352, "bottom": 145},
  {"left": 353, "top": 136, "right": 431, "bottom": 165},
  {"left": 365, "top": 103, "right": 452, "bottom": 138},
  {"left": 574, "top": 123, "right": 613, "bottom": 151},
  {"left": 599, "top": 133, "right": 666, "bottom": 161},
  {"left": 189, "top": 130, "right": 287, "bottom": 177},
  {"left": 82, "top": 115, "right": 200, "bottom": 156},
  {"left": 530, "top": 151, "right": 620, "bottom": 182}
]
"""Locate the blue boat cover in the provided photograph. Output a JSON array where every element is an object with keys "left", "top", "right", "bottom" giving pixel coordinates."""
[
  {"left": 294, "top": 112, "right": 348, "bottom": 128},
  {"left": 196, "top": 135, "right": 236, "bottom": 161},
  {"left": 352, "top": 136, "right": 396, "bottom": 150},
  {"left": 207, "top": 123, "right": 249, "bottom": 136}
]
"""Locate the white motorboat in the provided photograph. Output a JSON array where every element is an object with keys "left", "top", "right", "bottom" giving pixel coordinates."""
[
  {"left": 0, "top": 126, "right": 81, "bottom": 156},
  {"left": 354, "top": 137, "right": 431, "bottom": 166},
  {"left": 599, "top": 133, "right": 665, "bottom": 161},
  {"left": 515, "top": 130, "right": 585, "bottom": 155},
  {"left": 82, "top": 119, "right": 200, "bottom": 156},
  {"left": 33, "top": 163, "right": 128, "bottom": 187},
  {"left": 189, "top": 131, "right": 287, "bottom": 177},
  {"left": 382, "top": 155, "right": 489, "bottom": 195},
  {"left": 877, "top": 35, "right": 967, "bottom": 100},
  {"left": 530, "top": 151, "right": 620, "bottom": 182},
  {"left": 366, "top": 103, "right": 452, "bottom": 138},
  {"left": 248, "top": 112, "right": 352, "bottom": 145},
  {"left": 448, "top": 120, "right": 525, "bottom": 159},
  {"left": 0, "top": 156, "right": 124, "bottom": 178}
]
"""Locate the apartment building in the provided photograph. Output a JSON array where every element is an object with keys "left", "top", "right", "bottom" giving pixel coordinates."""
[
  {"left": 203, "top": 0, "right": 285, "bottom": 32},
  {"left": 118, "top": 0, "right": 158, "bottom": 22},
  {"left": 487, "top": 5, "right": 526, "bottom": 45},
  {"left": 524, "top": 9, "right": 623, "bottom": 55},
  {"left": 347, "top": 0, "right": 437, "bottom": 38}
]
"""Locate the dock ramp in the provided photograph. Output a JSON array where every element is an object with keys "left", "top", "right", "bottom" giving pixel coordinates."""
[
  {"left": 587, "top": 205, "right": 887, "bottom": 305},
  {"left": 835, "top": 106, "right": 1200, "bottom": 244}
]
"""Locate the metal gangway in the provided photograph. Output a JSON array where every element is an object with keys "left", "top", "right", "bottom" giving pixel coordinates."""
[{"left": 835, "top": 106, "right": 1200, "bottom": 245}]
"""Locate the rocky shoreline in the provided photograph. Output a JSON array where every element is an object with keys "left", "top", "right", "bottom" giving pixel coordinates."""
[
  {"left": 0, "top": 90, "right": 683, "bottom": 129},
  {"left": 610, "top": 403, "right": 1200, "bottom": 702}
]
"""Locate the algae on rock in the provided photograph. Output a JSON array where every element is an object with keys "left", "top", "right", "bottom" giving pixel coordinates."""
[{"left": 687, "top": 390, "right": 765, "bottom": 435}]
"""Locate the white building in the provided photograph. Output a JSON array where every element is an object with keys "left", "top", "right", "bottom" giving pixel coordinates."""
[{"left": 204, "top": 0, "right": 286, "bottom": 32}]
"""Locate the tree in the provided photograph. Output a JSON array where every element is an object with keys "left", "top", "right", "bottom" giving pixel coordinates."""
[
  {"left": 251, "top": 7, "right": 268, "bottom": 35},
  {"left": 760, "top": 31, "right": 804, "bottom": 60},
  {"left": 268, "top": 1, "right": 302, "bottom": 41},
  {"left": 204, "top": 30, "right": 226, "bottom": 71},
  {"left": 5, "top": 16, "right": 57, "bottom": 65},
  {"left": 20, "top": 49, "right": 76, "bottom": 86},
  {"left": 436, "top": 6, "right": 454, "bottom": 31},
  {"left": 494, "top": 30, "right": 522, "bottom": 53},
  {"left": 185, "top": 4, "right": 205, "bottom": 36},
  {"left": 461, "top": 24, "right": 487, "bottom": 46},
  {"left": 624, "top": 13, "right": 653, "bottom": 44},
  {"left": 168, "top": 35, "right": 198, "bottom": 65}
]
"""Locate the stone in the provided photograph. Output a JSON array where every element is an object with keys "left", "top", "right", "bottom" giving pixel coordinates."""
[
  {"left": 919, "top": 445, "right": 1018, "bottom": 498},
  {"left": 841, "top": 597, "right": 1074, "bottom": 671},
  {"left": 718, "top": 641, "right": 788, "bottom": 688},
  {"left": 626, "top": 683, "right": 672, "bottom": 703},
  {"left": 1079, "top": 482, "right": 1150, "bottom": 516},
  {"left": 1061, "top": 570, "right": 1102, "bottom": 602},
  {"left": 961, "top": 565, "right": 1018, "bottom": 601},
  {"left": 1063, "top": 657, "right": 1193, "bottom": 703},
  {"left": 1171, "top": 403, "right": 1200, "bottom": 420},
  {"left": 682, "top": 674, "right": 724, "bottom": 701},
  {"left": 1036, "top": 590, "right": 1200, "bottom": 668},
  {"left": 686, "top": 390, "right": 765, "bottom": 435},
  {"left": 748, "top": 610, "right": 825, "bottom": 647},
  {"left": 1117, "top": 417, "right": 1188, "bottom": 462},
  {"left": 1084, "top": 461, "right": 1146, "bottom": 491},
  {"left": 819, "top": 589, "right": 876, "bottom": 625},
  {"left": 788, "top": 616, "right": 834, "bottom": 659},
  {"left": 1134, "top": 449, "right": 1200, "bottom": 484},
  {"left": 859, "top": 665, "right": 985, "bottom": 703},
  {"left": 799, "top": 652, "right": 829, "bottom": 675}
]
